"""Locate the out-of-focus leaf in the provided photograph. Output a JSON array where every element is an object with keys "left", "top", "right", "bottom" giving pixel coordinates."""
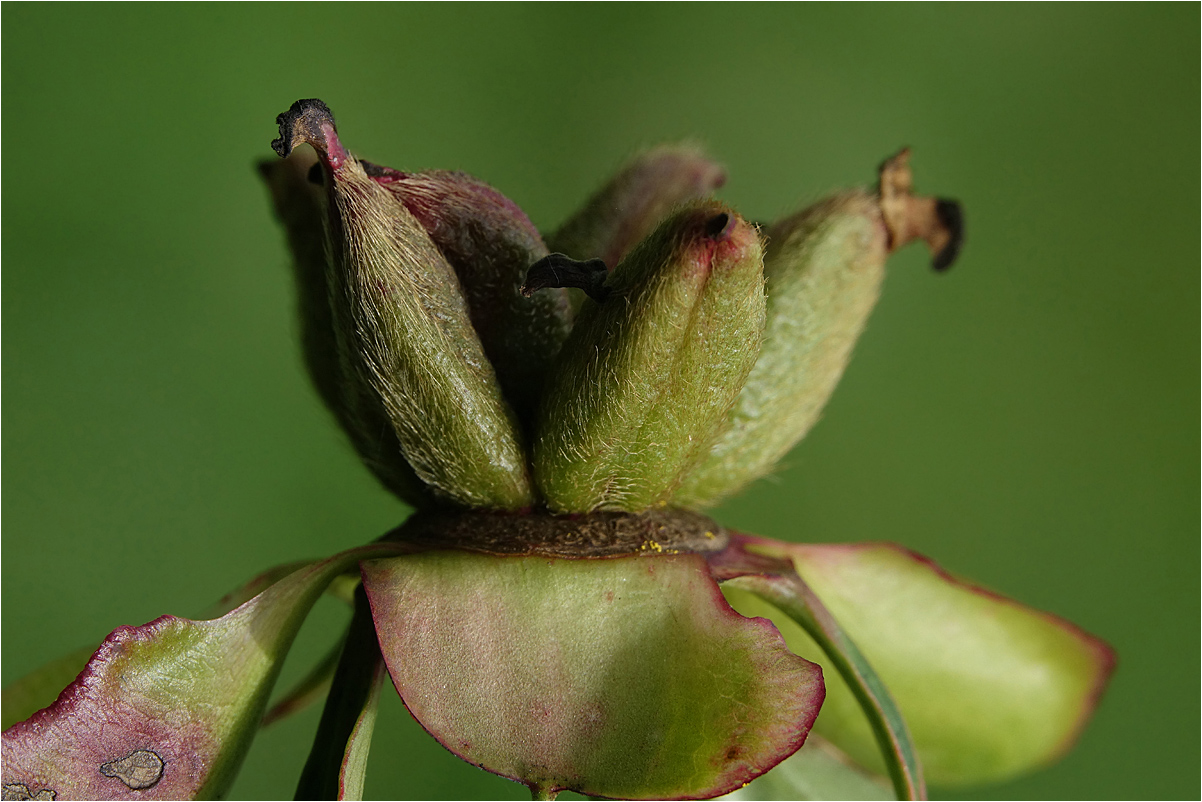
[
  {"left": 261, "top": 634, "right": 345, "bottom": 728},
  {"left": 1, "top": 543, "right": 406, "bottom": 800},
  {"left": 723, "top": 735, "right": 894, "bottom": 801},
  {"left": 715, "top": 539, "right": 925, "bottom": 800},
  {"left": 1, "top": 560, "right": 352, "bottom": 732},
  {"left": 732, "top": 537, "right": 1115, "bottom": 786},
  {"left": 295, "top": 588, "right": 386, "bottom": 801},
  {"left": 198, "top": 561, "right": 313, "bottom": 619},
  {"left": 361, "top": 550, "right": 823, "bottom": 800},
  {"left": 1, "top": 646, "right": 96, "bottom": 731},
  {"left": 325, "top": 573, "right": 361, "bottom": 607}
]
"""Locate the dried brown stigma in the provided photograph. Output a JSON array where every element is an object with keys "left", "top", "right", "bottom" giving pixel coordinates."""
[{"left": 878, "top": 148, "right": 965, "bottom": 271}]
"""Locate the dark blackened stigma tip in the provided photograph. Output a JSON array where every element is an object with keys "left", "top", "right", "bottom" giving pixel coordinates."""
[
  {"left": 704, "top": 213, "right": 731, "bottom": 238},
  {"left": 522, "top": 253, "right": 611, "bottom": 302},
  {"left": 271, "top": 98, "right": 336, "bottom": 159},
  {"left": 931, "top": 198, "right": 965, "bottom": 272}
]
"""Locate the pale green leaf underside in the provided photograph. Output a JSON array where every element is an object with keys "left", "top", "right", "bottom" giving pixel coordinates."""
[
  {"left": 730, "top": 540, "right": 1114, "bottom": 786},
  {"left": 362, "top": 551, "right": 823, "bottom": 799},
  {"left": 722, "top": 735, "right": 894, "bottom": 801}
]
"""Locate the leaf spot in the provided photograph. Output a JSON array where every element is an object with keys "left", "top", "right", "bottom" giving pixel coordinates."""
[
  {"left": 2, "top": 784, "right": 56, "bottom": 801},
  {"left": 98, "top": 750, "right": 164, "bottom": 790}
]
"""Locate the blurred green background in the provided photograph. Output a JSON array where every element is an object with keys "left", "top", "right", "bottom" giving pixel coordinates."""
[{"left": 3, "top": 4, "right": 1196, "bottom": 799}]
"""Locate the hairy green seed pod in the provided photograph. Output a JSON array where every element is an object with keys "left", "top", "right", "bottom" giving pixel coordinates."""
[
  {"left": 675, "top": 150, "right": 964, "bottom": 507},
  {"left": 548, "top": 144, "right": 726, "bottom": 268},
  {"left": 533, "top": 202, "right": 766, "bottom": 513},
  {"left": 259, "top": 147, "right": 429, "bottom": 507},
  {"left": 367, "top": 166, "right": 573, "bottom": 428},
  {"left": 271, "top": 99, "right": 534, "bottom": 510}
]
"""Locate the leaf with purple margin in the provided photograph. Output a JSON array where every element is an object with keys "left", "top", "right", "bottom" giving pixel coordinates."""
[
  {"left": 1, "top": 646, "right": 97, "bottom": 732},
  {"left": 1, "top": 560, "right": 335, "bottom": 732},
  {"left": 726, "top": 537, "right": 1116, "bottom": 787},
  {"left": 361, "top": 550, "right": 824, "bottom": 800},
  {"left": 722, "top": 735, "right": 894, "bottom": 801},
  {"left": 1, "top": 543, "right": 407, "bottom": 800},
  {"left": 711, "top": 538, "right": 925, "bottom": 801}
]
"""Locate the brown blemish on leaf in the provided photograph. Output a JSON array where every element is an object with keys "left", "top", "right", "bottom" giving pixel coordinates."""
[
  {"left": 98, "top": 750, "right": 164, "bottom": 791},
  {"left": 2, "top": 784, "right": 56, "bottom": 801},
  {"left": 878, "top": 148, "right": 964, "bottom": 271}
]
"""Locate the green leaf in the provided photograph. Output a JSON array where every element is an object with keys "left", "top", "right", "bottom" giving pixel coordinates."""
[
  {"left": 717, "top": 545, "right": 925, "bottom": 801},
  {"left": 1, "top": 560, "right": 314, "bottom": 731},
  {"left": 732, "top": 538, "right": 1115, "bottom": 786},
  {"left": 1, "top": 543, "right": 406, "bottom": 800},
  {"left": 723, "top": 736, "right": 894, "bottom": 801},
  {"left": 361, "top": 550, "right": 823, "bottom": 799},
  {"left": 295, "top": 588, "right": 386, "bottom": 801}
]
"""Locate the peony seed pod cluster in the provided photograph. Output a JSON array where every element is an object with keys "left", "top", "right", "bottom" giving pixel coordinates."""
[{"left": 1, "top": 99, "right": 1109, "bottom": 802}]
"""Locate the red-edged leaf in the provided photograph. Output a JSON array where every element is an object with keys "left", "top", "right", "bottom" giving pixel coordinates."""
[
  {"left": 1, "top": 544, "right": 406, "bottom": 800},
  {"left": 723, "top": 735, "right": 894, "bottom": 801},
  {"left": 711, "top": 537, "right": 925, "bottom": 800},
  {"left": 724, "top": 537, "right": 1116, "bottom": 786},
  {"left": 361, "top": 550, "right": 823, "bottom": 800}
]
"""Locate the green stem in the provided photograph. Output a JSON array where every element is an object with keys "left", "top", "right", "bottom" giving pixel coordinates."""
[
  {"left": 294, "top": 586, "right": 386, "bottom": 801},
  {"left": 732, "top": 572, "right": 926, "bottom": 800}
]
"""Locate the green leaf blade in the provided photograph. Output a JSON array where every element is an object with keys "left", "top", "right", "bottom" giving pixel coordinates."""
[
  {"left": 361, "top": 550, "right": 823, "bottom": 799},
  {"left": 717, "top": 546, "right": 924, "bottom": 801},
  {"left": 732, "top": 538, "right": 1116, "bottom": 787},
  {"left": 1, "top": 544, "right": 406, "bottom": 799},
  {"left": 723, "top": 736, "right": 894, "bottom": 801}
]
